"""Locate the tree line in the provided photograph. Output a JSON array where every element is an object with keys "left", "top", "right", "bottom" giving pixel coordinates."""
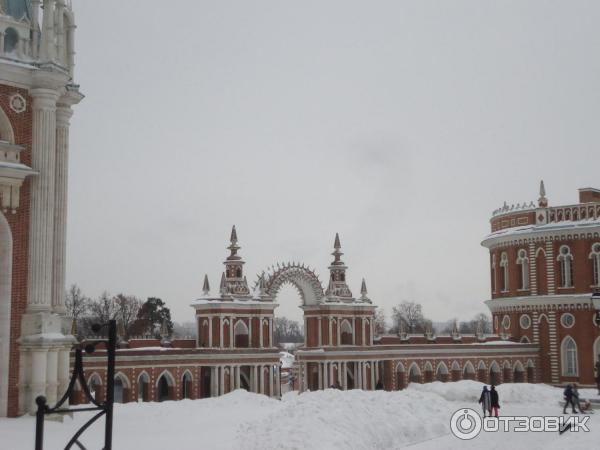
[{"left": 65, "top": 284, "right": 173, "bottom": 340}]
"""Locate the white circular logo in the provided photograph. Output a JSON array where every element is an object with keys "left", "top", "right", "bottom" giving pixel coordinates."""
[
  {"left": 450, "top": 408, "right": 482, "bottom": 440},
  {"left": 9, "top": 93, "right": 26, "bottom": 113}
]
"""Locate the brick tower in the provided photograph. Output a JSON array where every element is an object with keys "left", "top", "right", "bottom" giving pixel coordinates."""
[{"left": 0, "top": 0, "right": 82, "bottom": 416}]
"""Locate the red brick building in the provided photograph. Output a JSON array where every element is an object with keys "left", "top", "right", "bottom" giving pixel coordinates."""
[{"left": 483, "top": 182, "right": 600, "bottom": 385}]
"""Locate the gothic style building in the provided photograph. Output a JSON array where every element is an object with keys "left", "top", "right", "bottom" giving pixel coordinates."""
[
  {"left": 483, "top": 183, "right": 600, "bottom": 386},
  {"left": 0, "top": 1, "right": 82, "bottom": 417}
]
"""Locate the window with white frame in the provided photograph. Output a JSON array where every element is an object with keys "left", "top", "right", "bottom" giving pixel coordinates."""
[
  {"left": 560, "top": 313, "right": 575, "bottom": 328},
  {"left": 516, "top": 249, "right": 529, "bottom": 290},
  {"left": 561, "top": 336, "right": 578, "bottom": 376},
  {"left": 502, "top": 315, "right": 511, "bottom": 330},
  {"left": 557, "top": 245, "right": 574, "bottom": 288},
  {"left": 500, "top": 252, "right": 509, "bottom": 292},
  {"left": 519, "top": 314, "right": 531, "bottom": 329},
  {"left": 590, "top": 243, "right": 600, "bottom": 286}
]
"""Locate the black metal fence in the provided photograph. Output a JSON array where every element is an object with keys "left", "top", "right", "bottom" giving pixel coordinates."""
[{"left": 34, "top": 320, "right": 116, "bottom": 450}]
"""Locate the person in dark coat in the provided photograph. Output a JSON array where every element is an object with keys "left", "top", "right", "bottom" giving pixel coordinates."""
[
  {"left": 478, "top": 386, "right": 491, "bottom": 417},
  {"left": 490, "top": 385, "right": 500, "bottom": 417},
  {"left": 375, "top": 380, "right": 384, "bottom": 390},
  {"left": 563, "top": 384, "right": 578, "bottom": 414}
]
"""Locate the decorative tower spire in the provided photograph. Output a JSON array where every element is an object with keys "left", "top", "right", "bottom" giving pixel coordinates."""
[
  {"left": 221, "top": 226, "right": 250, "bottom": 298},
  {"left": 202, "top": 274, "right": 210, "bottom": 296},
  {"left": 359, "top": 278, "right": 371, "bottom": 303},
  {"left": 325, "top": 233, "right": 353, "bottom": 301},
  {"left": 219, "top": 272, "right": 227, "bottom": 295},
  {"left": 538, "top": 180, "right": 548, "bottom": 207}
]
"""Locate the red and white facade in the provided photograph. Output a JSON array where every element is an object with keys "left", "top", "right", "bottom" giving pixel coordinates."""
[
  {"left": 483, "top": 182, "right": 600, "bottom": 385},
  {"left": 0, "top": 1, "right": 82, "bottom": 417}
]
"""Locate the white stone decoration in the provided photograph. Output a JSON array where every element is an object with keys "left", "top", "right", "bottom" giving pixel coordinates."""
[{"left": 9, "top": 94, "right": 26, "bottom": 113}]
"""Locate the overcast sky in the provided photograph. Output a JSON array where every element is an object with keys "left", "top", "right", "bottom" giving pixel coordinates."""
[{"left": 66, "top": 1, "right": 600, "bottom": 325}]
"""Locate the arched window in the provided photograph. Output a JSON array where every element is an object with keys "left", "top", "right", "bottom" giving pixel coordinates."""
[
  {"left": 156, "top": 371, "right": 174, "bottom": 402},
  {"left": 234, "top": 320, "right": 249, "bottom": 348},
  {"left": 561, "top": 336, "right": 578, "bottom": 376},
  {"left": 499, "top": 252, "right": 509, "bottom": 292},
  {"left": 3, "top": 28, "right": 19, "bottom": 54},
  {"left": 590, "top": 243, "right": 600, "bottom": 286},
  {"left": 516, "top": 249, "right": 529, "bottom": 290},
  {"left": 137, "top": 372, "right": 150, "bottom": 402},
  {"left": 340, "top": 319, "right": 353, "bottom": 345},
  {"left": 557, "top": 245, "right": 574, "bottom": 288},
  {"left": 182, "top": 371, "right": 193, "bottom": 399},
  {"left": 408, "top": 363, "right": 421, "bottom": 383}
]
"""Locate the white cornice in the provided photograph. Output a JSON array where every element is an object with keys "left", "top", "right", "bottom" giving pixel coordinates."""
[{"left": 485, "top": 294, "right": 595, "bottom": 312}]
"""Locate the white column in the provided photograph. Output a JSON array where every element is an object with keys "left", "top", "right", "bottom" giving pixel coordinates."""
[
  {"left": 27, "top": 89, "right": 60, "bottom": 312},
  {"left": 55, "top": 0, "right": 66, "bottom": 63},
  {"left": 229, "top": 366, "right": 234, "bottom": 391},
  {"left": 208, "top": 317, "right": 213, "bottom": 347},
  {"left": 362, "top": 319, "right": 366, "bottom": 346},
  {"left": 269, "top": 366, "right": 274, "bottom": 397},
  {"left": 219, "top": 317, "right": 224, "bottom": 348},
  {"left": 352, "top": 318, "right": 356, "bottom": 345},
  {"left": 57, "top": 348, "right": 70, "bottom": 404},
  {"left": 40, "top": 0, "right": 56, "bottom": 60},
  {"left": 337, "top": 318, "right": 341, "bottom": 345},
  {"left": 235, "top": 365, "right": 240, "bottom": 389},
  {"left": 328, "top": 318, "right": 332, "bottom": 346},
  {"left": 230, "top": 317, "right": 234, "bottom": 349},
  {"left": 318, "top": 317, "right": 322, "bottom": 347},
  {"left": 371, "top": 362, "right": 375, "bottom": 390},
  {"left": 29, "top": 349, "right": 48, "bottom": 412},
  {"left": 253, "top": 365, "right": 258, "bottom": 393},
  {"left": 259, "top": 316, "right": 264, "bottom": 348},
  {"left": 329, "top": 362, "right": 334, "bottom": 387},
  {"left": 323, "top": 362, "right": 328, "bottom": 388},
  {"left": 219, "top": 366, "right": 224, "bottom": 396},
  {"left": 342, "top": 362, "right": 347, "bottom": 390},
  {"left": 210, "top": 367, "right": 217, "bottom": 397},
  {"left": 249, "top": 318, "right": 253, "bottom": 348},
  {"left": 317, "top": 363, "right": 322, "bottom": 390},
  {"left": 45, "top": 348, "right": 58, "bottom": 405},
  {"left": 375, "top": 361, "right": 380, "bottom": 385},
  {"left": 268, "top": 318, "right": 273, "bottom": 347},
  {"left": 259, "top": 366, "right": 264, "bottom": 394}
]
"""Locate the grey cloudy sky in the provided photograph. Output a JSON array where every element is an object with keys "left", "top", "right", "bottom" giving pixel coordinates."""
[{"left": 66, "top": 0, "right": 600, "bottom": 325}]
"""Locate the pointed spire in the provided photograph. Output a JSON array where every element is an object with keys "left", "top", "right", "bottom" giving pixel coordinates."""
[
  {"left": 202, "top": 274, "right": 210, "bottom": 296},
  {"left": 226, "top": 225, "right": 242, "bottom": 261},
  {"left": 219, "top": 272, "right": 227, "bottom": 294},
  {"left": 361, "top": 278, "right": 368, "bottom": 295},
  {"left": 538, "top": 180, "right": 548, "bottom": 207},
  {"left": 70, "top": 317, "right": 77, "bottom": 337},
  {"left": 330, "top": 232, "right": 344, "bottom": 265}
]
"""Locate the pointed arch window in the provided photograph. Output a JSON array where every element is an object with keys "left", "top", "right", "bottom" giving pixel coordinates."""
[
  {"left": 561, "top": 336, "right": 578, "bottom": 376},
  {"left": 516, "top": 249, "right": 529, "bottom": 290},
  {"left": 557, "top": 245, "right": 574, "bottom": 288},
  {"left": 590, "top": 243, "right": 600, "bottom": 286},
  {"left": 499, "top": 252, "right": 509, "bottom": 292}
]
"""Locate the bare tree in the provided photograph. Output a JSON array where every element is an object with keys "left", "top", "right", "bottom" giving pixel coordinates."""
[
  {"left": 65, "top": 284, "right": 89, "bottom": 321},
  {"left": 374, "top": 308, "right": 386, "bottom": 336},
  {"left": 87, "top": 291, "right": 117, "bottom": 332},
  {"left": 114, "top": 294, "right": 142, "bottom": 339},
  {"left": 391, "top": 301, "right": 427, "bottom": 333}
]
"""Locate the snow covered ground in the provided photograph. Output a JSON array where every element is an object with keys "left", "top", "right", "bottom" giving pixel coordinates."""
[{"left": 1, "top": 381, "right": 598, "bottom": 449}]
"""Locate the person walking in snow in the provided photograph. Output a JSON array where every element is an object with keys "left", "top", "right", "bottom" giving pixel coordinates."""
[
  {"left": 572, "top": 383, "right": 582, "bottom": 411},
  {"left": 478, "top": 386, "right": 491, "bottom": 417},
  {"left": 563, "top": 384, "right": 579, "bottom": 414},
  {"left": 489, "top": 385, "right": 500, "bottom": 417}
]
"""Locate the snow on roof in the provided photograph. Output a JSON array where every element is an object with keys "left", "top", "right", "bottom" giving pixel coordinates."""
[
  {"left": 483, "top": 216, "right": 600, "bottom": 242},
  {"left": 279, "top": 351, "right": 295, "bottom": 369}
]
